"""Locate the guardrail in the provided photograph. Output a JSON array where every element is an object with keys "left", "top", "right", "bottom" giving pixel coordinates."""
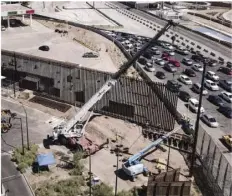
[{"left": 187, "top": 12, "right": 232, "bottom": 29}]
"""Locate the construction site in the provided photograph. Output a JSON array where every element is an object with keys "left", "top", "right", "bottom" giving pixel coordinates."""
[{"left": 1, "top": 1, "right": 232, "bottom": 196}]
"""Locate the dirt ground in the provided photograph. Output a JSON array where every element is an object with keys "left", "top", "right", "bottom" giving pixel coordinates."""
[{"left": 35, "top": 19, "right": 141, "bottom": 79}]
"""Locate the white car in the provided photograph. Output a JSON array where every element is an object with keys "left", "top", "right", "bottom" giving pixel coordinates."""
[
  {"left": 202, "top": 114, "right": 219, "bottom": 128},
  {"left": 206, "top": 71, "right": 219, "bottom": 82},
  {"left": 179, "top": 75, "right": 192, "bottom": 85},
  {"left": 192, "top": 64, "right": 203, "bottom": 72},
  {"left": 189, "top": 98, "right": 205, "bottom": 113},
  {"left": 204, "top": 80, "right": 219, "bottom": 91},
  {"left": 165, "top": 50, "right": 175, "bottom": 56},
  {"left": 162, "top": 43, "right": 174, "bottom": 50},
  {"left": 220, "top": 91, "right": 232, "bottom": 103},
  {"left": 145, "top": 62, "right": 155, "bottom": 72},
  {"left": 155, "top": 58, "right": 165, "bottom": 66}
]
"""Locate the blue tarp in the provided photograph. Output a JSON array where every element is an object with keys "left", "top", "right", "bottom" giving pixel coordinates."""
[{"left": 36, "top": 152, "right": 56, "bottom": 166}]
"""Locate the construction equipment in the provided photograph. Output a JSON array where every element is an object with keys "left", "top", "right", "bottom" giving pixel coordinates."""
[
  {"left": 1, "top": 110, "right": 16, "bottom": 133},
  {"left": 222, "top": 135, "right": 232, "bottom": 151},
  {"left": 122, "top": 126, "right": 181, "bottom": 181},
  {"left": 52, "top": 20, "right": 176, "bottom": 152}
]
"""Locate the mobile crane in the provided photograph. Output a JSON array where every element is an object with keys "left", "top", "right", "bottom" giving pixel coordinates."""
[
  {"left": 122, "top": 126, "right": 181, "bottom": 181},
  {"left": 52, "top": 20, "right": 176, "bottom": 153}
]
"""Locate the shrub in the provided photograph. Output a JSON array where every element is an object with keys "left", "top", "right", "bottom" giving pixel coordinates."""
[
  {"left": 11, "top": 144, "right": 39, "bottom": 173},
  {"left": 92, "top": 183, "right": 114, "bottom": 196}
]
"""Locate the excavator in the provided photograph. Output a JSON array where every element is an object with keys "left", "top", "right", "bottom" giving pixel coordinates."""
[{"left": 51, "top": 20, "right": 177, "bottom": 154}]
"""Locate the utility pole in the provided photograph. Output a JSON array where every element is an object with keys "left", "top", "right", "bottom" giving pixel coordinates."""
[
  {"left": 89, "top": 149, "right": 92, "bottom": 196},
  {"left": 15, "top": 117, "right": 24, "bottom": 155},
  {"left": 20, "top": 102, "right": 29, "bottom": 150},
  {"left": 166, "top": 144, "right": 171, "bottom": 172},
  {"left": 115, "top": 145, "right": 119, "bottom": 196},
  {"left": 190, "top": 59, "right": 208, "bottom": 176}
]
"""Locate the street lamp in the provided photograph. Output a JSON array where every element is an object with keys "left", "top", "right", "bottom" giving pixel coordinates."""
[
  {"left": 114, "top": 143, "right": 123, "bottom": 196},
  {"left": 19, "top": 101, "right": 30, "bottom": 150}
]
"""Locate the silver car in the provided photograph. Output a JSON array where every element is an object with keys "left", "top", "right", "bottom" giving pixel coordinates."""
[{"left": 202, "top": 114, "right": 219, "bottom": 128}]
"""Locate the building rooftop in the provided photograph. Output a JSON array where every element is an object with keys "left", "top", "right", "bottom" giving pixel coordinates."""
[{"left": 1, "top": 3, "right": 28, "bottom": 12}]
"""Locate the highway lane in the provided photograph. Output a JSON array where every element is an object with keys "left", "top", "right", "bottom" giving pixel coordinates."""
[
  {"left": 1, "top": 154, "right": 32, "bottom": 196},
  {"left": 110, "top": 2, "right": 231, "bottom": 59}
]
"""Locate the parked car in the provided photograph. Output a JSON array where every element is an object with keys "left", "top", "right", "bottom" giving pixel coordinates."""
[
  {"left": 219, "top": 80, "right": 232, "bottom": 92},
  {"left": 178, "top": 91, "right": 191, "bottom": 102},
  {"left": 192, "top": 83, "right": 208, "bottom": 95},
  {"left": 143, "top": 52, "right": 153, "bottom": 60},
  {"left": 1, "top": 26, "right": 6, "bottom": 31},
  {"left": 167, "top": 80, "right": 182, "bottom": 92},
  {"left": 227, "top": 61, "right": 232, "bottom": 68},
  {"left": 208, "top": 59, "right": 218, "bottom": 67},
  {"left": 204, "top": 80, "right": 219, "bottom": 91},
  {"left": 183, "top": 69, "right": 196, "bottom": 77},
  {"left": 182, "top": 58, "right": 193, "bottom": 66},
  {"left": 191, "top": 54, "right": 202, "bottom": 62},
  {"left": 169, "top": 59, "right": 180, "bottom": 67},
  {"left": 218, "top": 106, "right": 232, "bottom": 118},
  {"left": 175, "top": 46, "right": 189, "bottom": 55},
  {"left": 206, "top": 71, "right": 219, "bottom": 82},
  {"left": 161, "top": 42, "right": 174, "bottom": 50},
  {"left": 164, "top": 63, "right": 177, "bottom": 72},
  {"left": 155, "top": 71, "right": 166, "bottom": 79},
  {"left": 156, "top": 58, "right": 165, "bottom": 66},
  {"left": 138, "top": 58, "right": 147, "bottom": 65},
  {"left": 82, "top": 52, "right": 99, "bottom": 58},
  {"left": 192, "top": 64, "right": 203, "bottom": 72},
  {"left": 201, "top": 114, "right": 219, "bottom": 128},
  {"left": 145, "top": 62, "right": 155, "bottom": 72},
  {"left": 179, "top": 75, "right": 192, "bottom": 85},
  {"left": 218, "top": 67, "right": 232, "bottom": 75},
  {"left": 164, "top": 49, "right": 175, "bottom": 56},
  {"left": 208, "top": 95, "right": 224, "bottom": 106},
  {"left": 219, "top": 91, "right": 232, "bottom": 103},
  {"left": 39, "top": 45, "right": 50, "bottom": 51},
  {"left": 151, "top": 47, "right": 161, "bottom": 55},
  {"left": 162, "top": 52, "right": 170, "bottom": 59},
  {"left": 188, "top": 98, "right": 205, "bottom": 113}
]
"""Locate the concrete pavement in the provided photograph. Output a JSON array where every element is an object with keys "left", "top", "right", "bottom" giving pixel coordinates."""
[{"left": 1, "top": 154, "right": 33, "bottom": 196}]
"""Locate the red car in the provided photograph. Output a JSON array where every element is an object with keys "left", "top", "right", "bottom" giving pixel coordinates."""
[
  {"left": 169, "top": 59, "right": 180, "bottom": 67},
  {"left": 162, "top": 52, "right": 169, "bottom": 58}
]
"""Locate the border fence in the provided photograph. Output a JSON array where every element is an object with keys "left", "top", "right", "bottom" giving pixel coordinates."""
[
  {"left": 1, "top": 49, "right": 178, "bottom": 131},
  {"left": 196, "top": 125, "right": 232, "bottom": 196}
]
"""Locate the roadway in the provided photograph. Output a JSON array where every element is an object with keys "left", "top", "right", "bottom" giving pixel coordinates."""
[
  {"left": 1, "top": 154, "right": 32, "bottom": 196},
  {"left": 110, "top": 2, "right": 231, "bottom": 59}
]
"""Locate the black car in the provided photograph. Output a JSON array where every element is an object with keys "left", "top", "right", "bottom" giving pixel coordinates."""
[
  {"left": 208, "top": 95, "right": 224, "bottom": 106},
  {"left": 82, "top": 52, "right": 99, "bottom": 58},
  {"left": 155, "top": 71, "right": 166, "bottom": 79},
  {"left": 218, "top": 106, "right": 232, "bottom": 118},
  {"left": 143, "top": 52, "right": 153, "bottom": 60},
  {"left": 191, "top": 55, "right": 202, "bottom": 62},
  {"left": 138, "top": 58, "right": 147, "bottom": 65},
  {"left": 219, "top": 80, "right": 232, "bottom": 92},
  {"left": 167, "top": 80, "right": 182, "bottom": 92},
  {"left": 39, "top": 45, "right": 49, "bottom": 51},
  {"left": 227, "top": 61, "right": 232, "bottom": 68},
  {"left": 208, "top": 59, "right": 217, "bottom": 67},
  {"left": 178, "top": 91, "right": 191, "bottom": 102},
  {"left": 183, "top": 69, "right": 196, "bottom": 77},
  {"left": 218, "top": 67, "right": 232, "bottom": 75}
]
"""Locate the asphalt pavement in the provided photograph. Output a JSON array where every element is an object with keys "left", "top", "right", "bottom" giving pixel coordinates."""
[{"left": 1, "top": 154, "right": 33, "bottom": 196}]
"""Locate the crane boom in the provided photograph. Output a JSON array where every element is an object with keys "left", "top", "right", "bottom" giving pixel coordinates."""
[
  {"left": 54, "top": 20, "right": 176, "bottom": 138},
  {"left": 128, "top": 126, "right": 181, "bottom": 164}
]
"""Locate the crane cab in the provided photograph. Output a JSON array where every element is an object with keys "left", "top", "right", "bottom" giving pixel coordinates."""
[{"left": 122, "top": 163, "right": 144, "bottom": 181}]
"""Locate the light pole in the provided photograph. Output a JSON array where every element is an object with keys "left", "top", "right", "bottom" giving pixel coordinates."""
[
  {"left": 114, "top": 142, "right": 123, "bottom": 196},
  {"left": 15, "top": 117, "right": 24, "bottom": 155},
  {"left": 19, "top": 101, "right": 29, "bottom": 150},
  {"left": 89, "top": 149, "right": 92, "bottom": 196}
]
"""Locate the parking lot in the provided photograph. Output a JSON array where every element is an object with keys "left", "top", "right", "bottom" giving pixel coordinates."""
[{"left": 103, "top": 30, "right": 232, "bottom": 137}]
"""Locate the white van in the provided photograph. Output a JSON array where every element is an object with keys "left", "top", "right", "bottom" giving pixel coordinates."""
[{"left": 188, "top": 98, "right": 205, "bottom": 113}]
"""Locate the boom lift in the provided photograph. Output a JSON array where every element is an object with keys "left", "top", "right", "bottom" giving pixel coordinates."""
[
  {"left": 122, "top": 126, "right": 181, "bottom": 181},
  {"left": 52, "top": 20, "right": 176, "bottom": 152}
]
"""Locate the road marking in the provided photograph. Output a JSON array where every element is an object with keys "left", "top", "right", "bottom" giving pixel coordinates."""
[{"left": 2, "top": 174, "right": 21, "bottom": 181}]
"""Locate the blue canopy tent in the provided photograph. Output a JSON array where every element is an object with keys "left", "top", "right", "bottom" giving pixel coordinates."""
[{"left": 35, "top": 152, "right": 56, "bottom": 172}]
